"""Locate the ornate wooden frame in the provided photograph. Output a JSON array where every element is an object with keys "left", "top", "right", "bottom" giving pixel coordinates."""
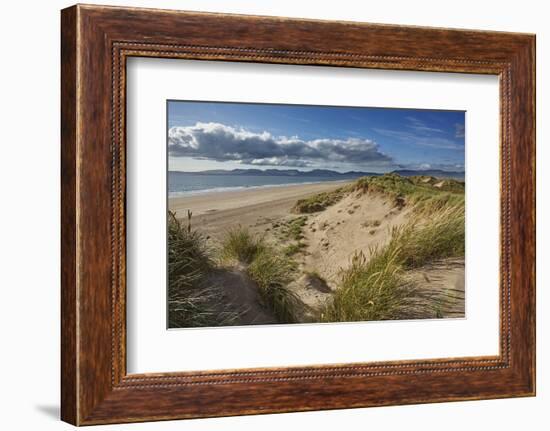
[{"left": 61, "top": 4, "right": 536, "bottom": 425}]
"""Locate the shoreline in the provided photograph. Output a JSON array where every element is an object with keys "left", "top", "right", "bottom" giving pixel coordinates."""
[
  {"left": 168, "top": 180, "right": 349, "bottom": 240},
  {"left": 168, "top": 178, "right": 351, "bottom": 199}
]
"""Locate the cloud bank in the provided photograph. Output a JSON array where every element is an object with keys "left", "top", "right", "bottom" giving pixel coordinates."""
[{"left": 168, "top": 122, "right": 393, "bottom": 168}]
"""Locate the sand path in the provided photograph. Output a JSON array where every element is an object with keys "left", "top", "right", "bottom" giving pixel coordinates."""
[{"left": 207, "top": 268, "right": 279, "bottom": 325}]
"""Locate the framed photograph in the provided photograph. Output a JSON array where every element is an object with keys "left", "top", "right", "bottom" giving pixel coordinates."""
[{"left": 61, "top": 4, "right": 536, "bottom": 425}]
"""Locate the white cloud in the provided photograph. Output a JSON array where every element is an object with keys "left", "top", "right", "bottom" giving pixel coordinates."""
[{"left": 168, "top": 122, "right": 393, "bottom": 167}]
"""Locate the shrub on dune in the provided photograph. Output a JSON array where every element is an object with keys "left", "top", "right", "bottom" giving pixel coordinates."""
[{"left": 167, "top": 211, "right": 239, "bottom": 328}]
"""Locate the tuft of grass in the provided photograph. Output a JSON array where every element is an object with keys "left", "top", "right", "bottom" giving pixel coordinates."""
[
  {"left": 247, "top": 247, "right": 302, "bottom": 323},
  {"left": 385, "top": 204, "right": 465, "bottom": 268},
  {"left": 283, "top": 242, "right": 307, "bottom": 256},
  {"left": 412, "top": 192, "right": 465, "bottom": 214},
  {"left": 220, "top": 226, "right": 266, "bottom": 264},
  {"left": 293, "top": 186, "right": 350, "bottom": 213},
  {"left": 167, "top": 211, "right": 239, "bottom": 328},
  {"left": 320, "top": 201, "right": 465, "bottom": 323},
  {"left": 321, "top": 249, "right": 420, "bottom": 322},
  {"left": 219, "top": 226, "right": 305, "bottom": 323},
  {"left": 286, "top": 216, "right": 307, "bottom": 240}
]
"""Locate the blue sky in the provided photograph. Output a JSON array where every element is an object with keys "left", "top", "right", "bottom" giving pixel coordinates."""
[{"left": 167, "top": 100, "right": 465, "bottom": 173}]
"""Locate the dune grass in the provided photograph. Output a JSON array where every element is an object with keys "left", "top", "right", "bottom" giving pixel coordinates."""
[
  {"left": 386, "top": 204, "right": 465, "bottom": 269},
  {"left": 320, "top": 249, "right": 418, "bottom": 322},
  {"left": 220, "top": 225, "right": 266, "bottom": 264},
  {"left": 167, "top": 211, "right": 240, "bottom": 328},
  {"left": 285, "top": 216, "right": 308, "bottom": 240},
  {"left": 354, "top": 173, "right": 464, "bottom": 210},
  {"left": 169, "top": 173, "right": 465, "bottom": 326},
  {"left": 354, "top": 173, "right": 464, "bottom": 197},
  {"left": 283, "top": 241, "right": 307, "bottom": 256},
  {"left": 248, "top": 247, "right": 302, "bottom": 323},
  {"left": 320, "top": 199, "right": 465, "bottom": 322},
  {"left": 293, "top": 173, "right": 464, "bottom": 215},
  {"left": 169, "top": 214, "right": 303, "bottom": 327},
  {"left": 293, "top": 186, "right": 350, "bottom": 213},
  {"left": 218, "top": 226, "right": 304, "bottom": 323}
]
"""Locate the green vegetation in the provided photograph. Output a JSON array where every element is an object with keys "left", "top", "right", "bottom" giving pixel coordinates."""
[
  {"left": 218, "top": 226, "right": 303, "bottom": 323},
  {"left": 385, "top": 205, "right": 465, "bottom": 269},
  {"left": 248, "top": 247, "right": 302, "bottom": 323},
  {"left": 167, "top": 211, "right": 239, "bottom": 328},
  {"left": 320, "top": 174, "right": 465, "bottom": 322},
  {"left": 292, "top": 173, "right": 464, "bottom": 215},
  {"left": 412, "top": 192, "right": 465, "bottom": 215},
  {"left": 220, "top": 226, "right": 266, "bottom": 264},
  {"left": 169, "top": 173, "right": 465, "bottom": 327},
  {"left": 285, "top": 216, "right": 308, "bottom": 240},
  {"left": 320, "top": 249, "right": 416, "bottom": 322},
  {"left": 275, "top": 216, "right": 308, "bottom": 256},
  {"left": 169, "top": 209, "right": 305, "bottom": 326},
  {"left": 354, "top": 173, "right": 464, "bottom": 196},
  {"left": 293, "top": 186, "right": 350, "bottom": 213},
  {"left": 283, "top": 241, "right": 307, "bottom": 256},
  {"left": 354, "top": 173, "right": 464, "bottom": 210}
]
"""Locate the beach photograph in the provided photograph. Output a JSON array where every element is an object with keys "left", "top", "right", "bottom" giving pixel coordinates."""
[{"left": 167, "top": 101, "right": 466, "bottom": 328}]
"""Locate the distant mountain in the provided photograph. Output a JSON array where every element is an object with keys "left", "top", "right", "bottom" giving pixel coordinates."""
[
  {"left": 169, "top": 168, "right": 380, "bottom": 178},
  {"left": 169, "top": 168, "right": 465, "bottom": 180},
  {"left": 391, "top": 169, "right": 465, "bottom": 180}
]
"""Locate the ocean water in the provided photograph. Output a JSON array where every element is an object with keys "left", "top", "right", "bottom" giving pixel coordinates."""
[{"left": 168, "top": 173, "right": 358, "bottom": 197}]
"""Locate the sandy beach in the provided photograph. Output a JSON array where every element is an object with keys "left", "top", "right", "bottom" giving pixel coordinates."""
[
  {"left": 169, "top": 181, "right": 350, "bottom": 239},
  {"left": 168, "top": 176, "right": 465, "bottom": 325}
]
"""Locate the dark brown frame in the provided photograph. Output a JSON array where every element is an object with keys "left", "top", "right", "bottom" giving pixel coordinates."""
[{"left": 61, "top": 4, "right": 536, "bottom": 426}]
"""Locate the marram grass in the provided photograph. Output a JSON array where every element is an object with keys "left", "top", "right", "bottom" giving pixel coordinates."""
[
  {"left": 219, "top": 225, "right": 266, "bottom": 264},
  {"left": 217, "top": 226, "right": 305, "bottom": 324},
  {"left": 320, "top": 195, "right": 465, "bottom": 322},
  {"left": 167, "top": 211, "right": 240, "bottom": 328},
  {"left": 247, "top": 247, "right": 303, "bottom": 324}
]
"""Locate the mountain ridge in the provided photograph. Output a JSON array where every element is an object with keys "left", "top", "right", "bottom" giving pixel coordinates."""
[{"left": 169, "top": 168, "right": 465, "bottom": 180}]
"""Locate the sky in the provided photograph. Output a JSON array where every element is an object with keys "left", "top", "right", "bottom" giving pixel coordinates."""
[{"left": 167, "top": 100, "right": 465, "bottom": 173}]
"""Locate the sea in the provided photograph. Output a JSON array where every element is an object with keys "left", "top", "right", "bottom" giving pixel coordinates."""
[{"left": 168, "top": 173, "right": 362, "bottom": 198}]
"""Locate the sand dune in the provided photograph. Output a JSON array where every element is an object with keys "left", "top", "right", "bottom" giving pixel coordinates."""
[
  {"left": 300, "top": 192, "right": 412, "bottom": 286},
  {"left": 169, "top": 178, "right": 465, "bottom": 324}
]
